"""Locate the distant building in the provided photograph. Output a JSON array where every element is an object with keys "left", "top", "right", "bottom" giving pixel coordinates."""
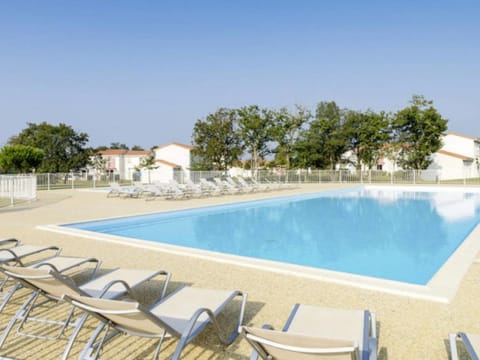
[
  {"left": 340, "top": 132, "right": 480, "bottom": 180},
  {"left": 426, "top": 132, "right": 480, "bottom": 180},
  {"left": 141, "top": 142, "right": 193, "bottom": 183},
  {"left": 94, "top": 149, "right": 151, "bottom": 180}
]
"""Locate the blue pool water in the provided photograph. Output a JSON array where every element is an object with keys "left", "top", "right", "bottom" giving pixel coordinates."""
[{"left": 65, "top": 187, "right": 480, "bottom": 285}]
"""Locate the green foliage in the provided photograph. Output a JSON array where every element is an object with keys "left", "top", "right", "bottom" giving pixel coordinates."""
[
  {"left": 270, "top": 105, "right": 311, "bottom": 169},
  {"left": 0, "top": 145, "right": 45, "bottom": 173},
  {"left": 8, "top": 122, "right": 91, "bottom": 172},
  {"left": 343, "top": 110, "right": 391, "bottom": 169},
  {"left": 109, "top": 142, "right": 129, "bottom": 149},
  {"left": 294, "top": 102, "right": 349, "bottom": 169},
  {"left": 237, "top": 105, "right": 274, "bottom": 171},
  {"left": 191, "top": 108, "right": 243, "bottom": 170},
  {"left": 392, "top": 95, "right": 448, "bottom": 169}
]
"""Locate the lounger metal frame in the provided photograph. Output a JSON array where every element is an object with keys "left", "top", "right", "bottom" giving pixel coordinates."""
[{"left": 66, "top": 286, "right": 247, "bottom": 360}]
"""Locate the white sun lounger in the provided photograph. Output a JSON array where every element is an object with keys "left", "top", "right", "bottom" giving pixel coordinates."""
[
  {"left": 65, "top": 286, "right": 247, "bottom": 360},
  {"left": 0, "top": 264, "right": 170, "bottom": 360},
  {"left": 241, "top": 303, "right": 377, "bottom": 360},
  {"left": 449, "top": 332, "right": 480, "bottom": 360}
]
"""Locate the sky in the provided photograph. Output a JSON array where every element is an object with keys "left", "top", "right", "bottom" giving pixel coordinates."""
[{"left": 1, "top": 0, "right": 479, "bottom": 149}]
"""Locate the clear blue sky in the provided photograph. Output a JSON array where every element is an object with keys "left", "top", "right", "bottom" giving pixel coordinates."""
[{"left": 1, "top": 0, "right": 479, "bottom": 149}]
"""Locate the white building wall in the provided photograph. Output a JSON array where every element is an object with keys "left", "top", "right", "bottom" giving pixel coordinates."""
[
  {"left": 442, "top": 134, "right": 475, "bottom": 157},
  {"left": 427, "top": 153, "right": 471, "bottom": 180},
  {"left": 140, "top": 165, "right": 174, "bottom": 184},
  {"left": 154, "top": 145, "right": 191, "bottom": 169}
]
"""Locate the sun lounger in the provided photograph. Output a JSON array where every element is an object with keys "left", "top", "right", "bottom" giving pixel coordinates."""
[
  {"left": 449, "top": 332, "right": 480, "bottom": 360},
  {"left": 0, "top": 255, "right": 100, "bottom": 312},
  {"left": 241, "top": 303, "right": 377, "bottom": 360},
  {"left": 0, "top": 238, "right": 60, "bottom": 267},
  {"left": 0, "top": 264, "right": 170, "bottom": 360},
  {"left": 65, "top": 286, "right": 247, "bottom": 360}
]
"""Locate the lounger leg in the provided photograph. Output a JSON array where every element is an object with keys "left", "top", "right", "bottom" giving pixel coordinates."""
[
  {"left": 79, "top": 323, "right": 120, "bottom": 360},
  {"left": 449, "top": 333, "right": 459, "bottom": 360},
  {"left": 0, "top": 282, "right": 21, "bottom": 312},
  {"left": 60, "top": 312, "right": 88, "bottom": 360},
  {"left": 0, "top": 291, "right": 38, "bottom": 349}
]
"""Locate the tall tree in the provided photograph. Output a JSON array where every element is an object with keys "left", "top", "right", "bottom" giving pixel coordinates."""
[
  {"left": 0, "top": 145, "right": 45, "bottom": 173},
  {"left": 191, "top": 108, "right": 243, "bottom": 170},
  {"left": 270, "top": 105, "right": 311, "bottom": 169},
  {"left": 8, "top": 122, "right": 91, "bottom": 172},
  {"left": 392, "top": 95, "right": 448, "bottom": 169},
  {"left": 343, "top": 110, "right": 391, "bottom": 170},
  {"left": 109, "top": 142, "right": 129, "bottom": 150},
  {"left": 294, "top": 101, "right": 348, "bottom": 169},
  {"left": 237, "top": 105, "right": 274, "bottom": 172}
]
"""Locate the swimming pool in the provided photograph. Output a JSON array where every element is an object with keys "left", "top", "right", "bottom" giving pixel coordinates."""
[{"left": 61, "top": 186, "right": 480, "bottom": 289}]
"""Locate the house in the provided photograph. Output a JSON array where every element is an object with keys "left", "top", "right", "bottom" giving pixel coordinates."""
[
  {"left": 426, "top": 133, "right": 479, "bottom": 180},
  {"left": 93, "top": 149, "right": 151, "bottom": 180},
  {"left": 340, "top": 132, "right": 480, "bottom": 181},
  {"left": 141, "top": 142, "right": 193, "bottom": 183}
]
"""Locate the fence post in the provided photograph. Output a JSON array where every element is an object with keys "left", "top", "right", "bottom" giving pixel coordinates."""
[
  {"left": 413, "top": 170, "right": 416, "bottom": 184},
  {"left": 9, "top": 177, "right": 14, "bottom": 206},
  {"left": 47, "top": 173, "right": 51, "bottom": 191},
  {"left": 71, "top": 172, "right": 74, "bottom": 189}
]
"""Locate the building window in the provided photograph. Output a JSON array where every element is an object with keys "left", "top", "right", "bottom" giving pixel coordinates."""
[{"left": 376, "top": 164, "right": 383, "bottom": 170}]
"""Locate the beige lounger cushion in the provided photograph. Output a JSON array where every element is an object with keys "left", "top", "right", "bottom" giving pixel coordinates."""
[
  {"left": 0, "top": 245, "right": 52, "bottom": 262},
  {"left": 79, "top": 269, "right": 160, "bottom": 298},
  {"left": 68, "top": 287, "right": 237, "bottom": 336},
  {"left": 287, "top": 305, "right": 366, "bottom": 352},
  {"left": 462, "top": 333, "right": 480, "bottom": 355},
  {"left": 244, "top": 326, "right": 358, "bottom": 360}
]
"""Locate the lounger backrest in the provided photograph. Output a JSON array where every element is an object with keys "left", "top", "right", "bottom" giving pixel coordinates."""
[
  {"left": 0, "top": 264, "right": 81, "bottom": 299},
  {"left": 242, "top": 326, "right": 360, "bottom": 360},
  {"left": 67, "top": 295, "right": 168, "bottom": 336}
]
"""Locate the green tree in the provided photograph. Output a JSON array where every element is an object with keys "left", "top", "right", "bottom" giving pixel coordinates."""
[
  {"left": 8, "top": 122, "right": 91, "bottom": 172},
  {"left": 294, "top": 101, "right": 348, "bottom": 169},
  {"left": 392, "top": 95, "right": 448, "bottom": 169},
  {"left": 237, "top": 105, "right": 274, "bottom": 172},
  {"left": 135, "top": 153, "right": 157, "bottom": 183},
  {"left": 270, "top": 105, "right": 311, "bottom": 169},
  {"left": 191, "top": 108, "right": 243, "bottom": 170},
  {"left": 131, "top": 145, "right": 144, "bottom": 151},
  {"left": 109, "top": 142, "right": 129, "bottom": 150},
  {"left": 0, "top": 145, "right": 45, "bottom": 173},
  {"left": 343, "top": 110, "right": 391, "bottom": 170}
]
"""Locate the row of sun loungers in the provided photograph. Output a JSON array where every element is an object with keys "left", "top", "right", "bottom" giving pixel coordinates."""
[
  {"left": 107, "top": 177, "right": 296, "bottom": 200},
  {"left": 2, "top": 238, "right": 479, "bottom": 359},
  {"left": 0, "top": 237, "right": 381, "bottom": 359}
]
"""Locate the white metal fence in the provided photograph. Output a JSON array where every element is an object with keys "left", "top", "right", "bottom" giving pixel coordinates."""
[
  {"left": 3, "top": 170, "right": 477, "bottom": 197},
  {"left": 181, "top": 169, "right": 480, "bottom": 186},
  {"left": 0, "top": 175, "right": 37, "bottom": 207}
]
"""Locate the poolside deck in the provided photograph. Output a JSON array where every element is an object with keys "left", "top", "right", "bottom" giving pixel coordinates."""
[{"left": 1, "top": 184, "right": 479, "bottom": 359}]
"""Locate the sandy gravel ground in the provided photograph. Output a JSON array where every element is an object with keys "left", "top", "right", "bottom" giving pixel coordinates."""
[{"left": 0, "top": 184, "right": 479, "bottom": 359}]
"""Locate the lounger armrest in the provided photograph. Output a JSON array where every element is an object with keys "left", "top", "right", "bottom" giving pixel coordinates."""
[
  {"left": 449, "top": 333, "right": 460, "bottom": 360},
  {"left": 99, "top": 280, "right": 136, "bottom": 299},
  {"left": 0, "top": 238, "right": 20, "bottom": 247},
  {"left": 248, "top": 324, "right": 274, "bottom": 360},
  {"left": 152, "top": 270, "right": 172, "bottom": 301},
  {"left": 368, "top": 337, "right": 378, "bottom": 360}
]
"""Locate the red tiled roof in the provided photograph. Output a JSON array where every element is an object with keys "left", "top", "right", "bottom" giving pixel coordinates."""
[
  {"left": 155, "top": 159, "right": 180, "bottom": 167},
  {"left": 98, "top": 149, "right": 151, "bottom": 156},
  {"left": 437, "top": 149, "right": 474, "bottom": 161},
  {"left": 154, "top": 142, "right": 193, "bottom": 151},
  {"left": 446, "top": 132, "right": 478, "bottom": 140}
]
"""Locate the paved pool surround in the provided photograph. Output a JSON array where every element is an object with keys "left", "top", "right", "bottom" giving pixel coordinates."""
[{"left": 1, "top": 184, "right": 479, "bottom": 359}]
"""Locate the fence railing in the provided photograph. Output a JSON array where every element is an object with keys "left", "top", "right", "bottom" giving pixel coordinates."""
[
  {"left": 3, "top": 170, "right": 477, "bottom": 196},
  {"left": 0, "top": 175, "right": 37, "bottom": 207},
  {"left": 180, "top": 169, "right": 480, "bottom": 186}
]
